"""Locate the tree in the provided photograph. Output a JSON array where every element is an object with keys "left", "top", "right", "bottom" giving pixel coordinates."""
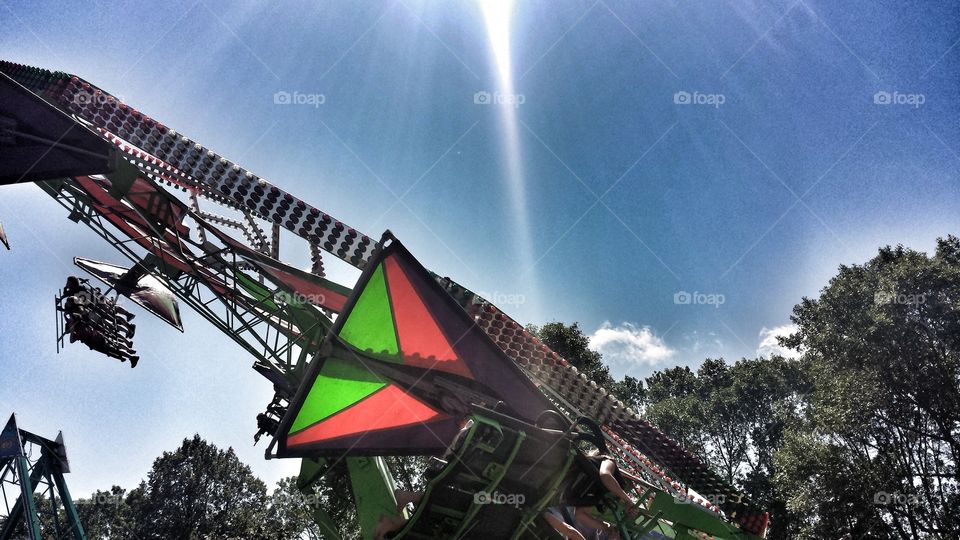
[
  {"left": 529, "top": 322, "right": 615, "bottom": 388},
  {"left": 776, "top": 237, "right": 960, "bottom": 538},
  {"left": 643, "top": 365, "right": 705, "bottom": 456},
  {"left": 262, "top": 477, "right": 329, "bottom": 540},
  {"left": 528, "top": 322, "right": 645, "bottom": 410},
  {"left": 127, "top": 435, "right": 268, "bottom": 539},
  {"left": 641, "top": 357, "right": 806, "bottom": 538},
  {"left": 75, "top": 486, "right": 134, "bottom": 538}
]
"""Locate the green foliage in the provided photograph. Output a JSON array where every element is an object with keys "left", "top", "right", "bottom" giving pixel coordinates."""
[
  {"left": 262, "top": 477, "right": 331, "bottom": 540},
  {"left": 73, "top": 437, "right": 334, "bottom": 539},
  {"left": 527, "top": 322, "right": 645, "bottom": 411},
  {"left": 529, "top": 322, "right": 613, "bottom": 387},
  {"left": 643, "top": 356, "right": 807, "bottom": 538},
  {"left": 127, "top": 434, "right": 267, "bottom": 539},
  {"left": 774, "top": 237, "right": 960, "bottom": 538},
  {"left": 306, "top": 459, "right": 360, "bottom": 539},
  {"left": 75, "top": 486, "right": 134, "bottom": 538}
]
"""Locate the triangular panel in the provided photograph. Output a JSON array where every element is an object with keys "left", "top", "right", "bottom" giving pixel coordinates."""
[
  {"left": 0, "top": 414, "right": 23, "bottom": 458},
  {"left": 288, "top": 384, "right": 447, "bottom": 448},
  {"left": 277, "top": 235, "right": 555, "bottom": 458},
  {"left": 74, "top": 257, "right": 183, "bottom": 331},
  {"left": 289, "top": 356, "right": 385, "bottom": 434},
  {"left": 383, "top": 255, "right": 472, "bottom": 378},
  {"left": 0, "top": 220, "right": 8, "bottom": 250},
  {"left": 339, "top": 264, "right": 398, "bottom": 356}
]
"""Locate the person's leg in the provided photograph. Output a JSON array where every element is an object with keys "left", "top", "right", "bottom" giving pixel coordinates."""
[
  {"left": 543, "top": 511, "right": 587, "bottom": 540},
  {"left": 374, "top": 514, "right": 407, "bottom": 540},
  {"left": 394, "top": 489, "right": 422, "bottom": 512},
  {"left": 574, "top": 507, "right": 617, "bottom": 540}
]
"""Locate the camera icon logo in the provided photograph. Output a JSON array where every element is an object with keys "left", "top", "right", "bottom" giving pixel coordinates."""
[
  {"left": 873, "top": 91, "right": 891, "bottom": 105},
  {"left": 673, "top": 91, "right": 691, "bottom": 105},
  {"left": 473, "top": 491, "right": 491, "bottom": 505},
  {"left": 474, "top": 91, "right": 491, "bottom": 105},
  {"left": 674, "top": 291, "right": 692, "bottom": 304},
  {"left": 274, "top": 91, "right": 292, "bottom": 105}
]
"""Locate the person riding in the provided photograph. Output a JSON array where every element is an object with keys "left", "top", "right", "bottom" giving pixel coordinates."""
[
  {"left": 61, "top": 277, "right": 139, "bottom": 367},
  {"left": 583, "top": 448, "right": 638, "bottom": 518},
  {"left": 374, "top": 417, "right": 475, "bottom": 539}
]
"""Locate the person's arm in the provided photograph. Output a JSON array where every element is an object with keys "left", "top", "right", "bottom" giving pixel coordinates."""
[
  {"left": 543, "top": 511, "right": 587, "bottom": 540},
  {"left": 599, "top": 459, "right": 637, "bottom": 515}
]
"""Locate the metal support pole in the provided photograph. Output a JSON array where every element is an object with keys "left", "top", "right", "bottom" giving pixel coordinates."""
[{"left": 52, "top": 467, "right": 86, "bottom": 540}]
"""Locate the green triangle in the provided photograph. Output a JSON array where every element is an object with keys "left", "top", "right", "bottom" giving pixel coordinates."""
[
  {"left": 339, "top": 263, "right": 399, "bottom": 356},
  {"left": 290, "top": 357, "right": 386, "bottom": 434}
]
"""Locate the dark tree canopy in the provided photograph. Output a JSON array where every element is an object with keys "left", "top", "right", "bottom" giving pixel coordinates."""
[
  {"left": 775, "top": 237, "right": 960, "bottom": 538},
  {"left": 127, "top": 434, "right": 267, "bottom": 539},
  {"left": 69, "top": 437, "right": 329, "bottom": 539}
]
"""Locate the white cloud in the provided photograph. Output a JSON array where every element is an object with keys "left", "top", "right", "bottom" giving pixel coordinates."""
[
  {"left": 589, "top": 321, "right": 676, "bottom": 368},
  {"left": 757, "top": 324, "right": 801, "bottom": 359},
  {"left": 684, "top": 330, "right": 723, "bottom": 355}
]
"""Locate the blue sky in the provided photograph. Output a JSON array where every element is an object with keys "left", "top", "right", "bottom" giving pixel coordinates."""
[{"left": 1, "top": 0, "right": 957, "bottom": 497}]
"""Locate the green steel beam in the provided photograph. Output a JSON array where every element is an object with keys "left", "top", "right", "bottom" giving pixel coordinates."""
[
  {"left": 51, "top": 465, "right": 86, "bottom": 540},
  {"left": 347, "top": 457, "right": 398, "bottom": 540}
]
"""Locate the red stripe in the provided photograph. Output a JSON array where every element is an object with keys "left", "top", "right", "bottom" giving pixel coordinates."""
[
  {"left": 384, "top": 255, "right": 472, "bottom": 379},
  {"left": 288, "top": 384, "right": 446, "bottom": 446}
]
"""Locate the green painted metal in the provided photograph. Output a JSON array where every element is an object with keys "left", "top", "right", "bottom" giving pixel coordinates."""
[
  {"left": 233, "top": 270, "right": 282, "bottom": 312},
  {"left": 508, "top": 448, "right": 577, "bottom": 540},
  {"left": 0, "top": 430, "right": 87, "bottom": 540},
  {"left": 339, "top": 264, "right": 398, "bottom": 356},
  {"left": 346, "top": 457, "right": 398, "bottom": 540},
  {"left": 15, "top": 456, "right": 41, "bottom": 540},
  {"left": 452, "top": 430, "right": 526, "bottom": 539},
  {"left": 295, "top": 458, "right": 343, "bottom": 540},
  {"left": 290, "top": 356, "right": 386, "bottom": 433},
  {"left": 390, "top": 419, "right": 481, "bottom": 539},
  {"left": 649, "top": 491, "right": 759, "bottom": 539},
  {"left": 51, "top": 470, "right": 86, "bottom": 540}
]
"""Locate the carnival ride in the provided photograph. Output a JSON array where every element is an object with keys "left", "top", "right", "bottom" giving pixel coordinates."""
[
  {"left": 0, "top": 414, "right": 85, "bottom": 540},
  {"left": 0, "top": 60, "right": 770, "bottom": 539}
]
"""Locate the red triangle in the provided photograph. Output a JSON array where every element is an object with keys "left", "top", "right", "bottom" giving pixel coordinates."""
[
  {"left": 384, "top": 255, "right": 473, "bottom": 379},
  {"left": 287, "top": 384, "right": 447, "bottom": 447}
]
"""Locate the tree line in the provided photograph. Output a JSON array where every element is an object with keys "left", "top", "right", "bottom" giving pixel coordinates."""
[{"left": 0, "top": 434, "right": 347, "bottom": 539}]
